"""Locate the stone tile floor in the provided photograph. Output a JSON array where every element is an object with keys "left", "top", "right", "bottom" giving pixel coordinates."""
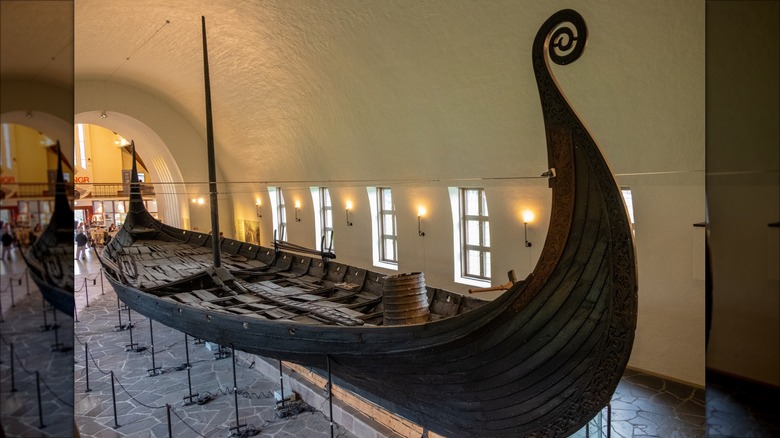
[
  {"left": 1, "top": 251, "right": 74, "bottom": 438},
  {"left": 1, "top": 248, "right": 778, "bottom": 437}
]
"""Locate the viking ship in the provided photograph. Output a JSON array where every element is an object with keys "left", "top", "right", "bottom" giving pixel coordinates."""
[
  {"left": 100, "top": 9, "right": 637, "bottom": 437},
  {"left": 22, "top": 142, "right": 75, "bottom": 316}
]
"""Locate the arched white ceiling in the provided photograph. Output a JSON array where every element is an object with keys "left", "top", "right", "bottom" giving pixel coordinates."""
[{"left": 74, "top": 1, "right": 705, "bottom": 187}]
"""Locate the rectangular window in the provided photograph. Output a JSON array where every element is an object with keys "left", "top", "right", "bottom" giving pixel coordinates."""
[
  {"left": 460, "top": 188, "right": 491, "bottom": 280},
  {"left": 378, "top": 187, "right": 397, "bottom": 264},
  {"left": 276, "top": 187, "right": 287, "bottom": 241},
  {"left": 320, "top": 187, "right": 334, "bottom": 251},
  {"left": 621, "top": 187, "right": 635, "bottom": 225},
  {"left": 76, "top": 124, "right": 88, "bottom": 169},
  {"left": 2, "top": 124, "right": 11, "bottom": 170}
]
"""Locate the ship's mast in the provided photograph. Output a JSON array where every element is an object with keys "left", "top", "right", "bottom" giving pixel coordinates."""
[{"left": 202, "top": 15, "right": 222, "bottom": 268}]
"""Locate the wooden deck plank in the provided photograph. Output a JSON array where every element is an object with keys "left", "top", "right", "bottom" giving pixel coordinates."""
[{"left": 192, "top": 289, "right": 219, "bottom": 301}]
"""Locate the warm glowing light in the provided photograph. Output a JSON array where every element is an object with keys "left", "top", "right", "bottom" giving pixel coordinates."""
[
  {"left": 255, "top": 199, "right": 261, "bottom": 206},
  {"left": 417, "top": 206, "right": 427, "bottom": 217},
  {"left": 192, "top": 198, "right": 197, "bottom": 204},
  {"left": 346, "top": 200, "right": 353, "bottom": 210},
  {"left": 522, "top": 210, "right": 535, "bottom": 223},
  {"left": 197, "top": 197, "right": 205, "bottom": 205},
  {"left": 295, "top": 200, "right": 301, "bottom": 209}
]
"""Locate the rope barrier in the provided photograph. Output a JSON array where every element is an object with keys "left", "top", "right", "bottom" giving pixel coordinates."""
[
  {"left": 0, "top": 272, "right": 27, "bottom": 292},
  {"left": 9, "top": 346, "right": 75, "bottom": 408},
  {"left": 169, "top": 407, "right": 209, "bottom": 438}
]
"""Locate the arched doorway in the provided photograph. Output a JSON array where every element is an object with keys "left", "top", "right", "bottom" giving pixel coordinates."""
[{"left": 74, "top": 111, "right": 189, "bottom": 229}]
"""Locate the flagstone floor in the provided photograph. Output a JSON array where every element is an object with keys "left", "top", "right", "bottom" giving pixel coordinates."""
[{"left": 1, "top": 245, "right": 777, "bottom": 437}]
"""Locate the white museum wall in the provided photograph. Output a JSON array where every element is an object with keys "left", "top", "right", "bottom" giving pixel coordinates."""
[
  {"left": 75, "top": 1, "right": 706, "bottom": 386},
  {"left": 706, "top": 1, "right": 780, "bottom": 387}
]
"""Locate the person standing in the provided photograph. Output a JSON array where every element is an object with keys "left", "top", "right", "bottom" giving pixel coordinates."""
[
  {"left": 1, "top": 226, "right": 13, "bottom": 261},
  {"left": 75, "top": 230, "right": 88, "bottom": 260}
]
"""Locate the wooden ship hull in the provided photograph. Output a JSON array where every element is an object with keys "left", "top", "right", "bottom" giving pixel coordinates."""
[
  {"left": 100, "top": 10, "right": 637, "bottom": 437},
  {"left": 22, "top": 142, "right": 75, "bottom": 316}
]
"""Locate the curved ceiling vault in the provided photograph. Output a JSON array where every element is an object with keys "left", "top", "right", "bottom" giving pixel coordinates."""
[{"left": 74, "top": 1, "right": 704, "bottom": 187}]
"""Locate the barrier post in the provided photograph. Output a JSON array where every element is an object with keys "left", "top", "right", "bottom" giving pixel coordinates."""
[
  {"left": 111, "top": 371, "right": 120, "bottom": 428},
  {"left": 84, "top": 342, "right": 92, "bottom": 392},
  {"left": 36, "top": 371, "right": 45, "bottom": 428}
]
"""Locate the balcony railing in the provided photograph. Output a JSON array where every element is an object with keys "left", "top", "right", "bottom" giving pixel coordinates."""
[
  {"left": 76, "top": 183, "right": 156, "bottom": 199},
  {"left": 0, "top": 183, "right": 75, "bottom": 199},
  {"left": 0, "top": 183, "right": 155, "bottom": 201}
]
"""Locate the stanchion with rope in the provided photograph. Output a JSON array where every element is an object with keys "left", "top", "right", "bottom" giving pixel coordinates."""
[
  {"left": 84, "top": 278, "right": 90, "bottom": 307},
  {"left": 84, "top": 342, "right": 92, "bottom": 393},
  {"left": 10, "top": 342, "right": 17, "bottom": 392},
  {"left": 110, "top": 370, "right": 120, "bottom": 429},
  {"left": 35, "top": 371, "right": 46, "bottom": 429}
]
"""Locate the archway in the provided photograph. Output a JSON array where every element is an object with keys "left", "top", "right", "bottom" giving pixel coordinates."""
[{"left": 74, "top": 111, "right": 189, "bottom": 229}]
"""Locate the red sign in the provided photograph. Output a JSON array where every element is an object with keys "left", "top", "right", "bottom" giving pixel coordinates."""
[
  {"left": 75, "top": 176, "right": 90, "bottom": 183},
  {"left": 0, "top": 176, "right": 15, "bottom": 183}
]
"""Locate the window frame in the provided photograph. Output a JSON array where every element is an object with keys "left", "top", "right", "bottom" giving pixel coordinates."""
[
  {"left": 460, "top": 188, "right": 491, "bottom": 281},
  {"left": 275, "top": 187, "right": 287, "bottom": 241},
  {"left": 377, "top": 187, "right": 398, "bottom": 264},
  {"left": 319, "top": 187, "right": 334, "bottom": 251}
]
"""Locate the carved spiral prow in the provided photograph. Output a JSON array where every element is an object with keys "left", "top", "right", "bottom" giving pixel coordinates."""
[{"left": 544, "top": 10, "right": 588, "bottom": 66}]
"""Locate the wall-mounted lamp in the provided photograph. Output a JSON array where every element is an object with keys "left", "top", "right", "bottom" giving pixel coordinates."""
[
  {"left": 417, "top": 206, "right": 426, "bottom": 237},
  {"left": 255, "top": 199, "right": 262, "bottom": 218},
  {"left": 192, "top": 197, "right": 205, "bottom": 205},
  {"left": 345, "top": 201, "right": 353, "bottom": 226},
  {"left": 294, "top": 200, "right": 301, "bottom": 222},
  {"left": 522, "top": 210, "right": 535, "bottom": 247},
  {"left": 100, "top": 111, "right": 108, "bottom": 119}
]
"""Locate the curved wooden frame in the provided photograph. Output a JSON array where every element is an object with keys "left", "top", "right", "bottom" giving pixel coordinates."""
[{"left": 102, "top": 9, "right": 637, "bottom": 437}]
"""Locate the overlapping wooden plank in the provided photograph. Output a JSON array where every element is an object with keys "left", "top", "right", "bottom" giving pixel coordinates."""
[{"left": 192, "top": 289, "right": 219, "bottom": 301}]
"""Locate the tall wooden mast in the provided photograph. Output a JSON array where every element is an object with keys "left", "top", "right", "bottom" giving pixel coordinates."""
[{"left": 202, "top": 15, "right": 221, "bottom": 268}]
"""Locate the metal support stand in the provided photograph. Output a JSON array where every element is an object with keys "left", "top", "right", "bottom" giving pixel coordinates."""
[
  {"left": 124, "top": 311, "right": 144, "bottom": 352},
  {"left": 214, "top": 344, "right": 230, "bottom": 360},
  {"left": 228, "top": 346, "right": 246, "bottom": 436},
  {"left": 40, "top": 297, "right": 53, "bottom": 331},
  {"left": 167, "top": 404, "right": 172, "bottom": 437},
  {"left": 607, "top": 402, "right": 612, "bottom": 438},
  {"left": 50, "top": 310, "right": 68, "bottom": 352},
  {"left": 114, "top": 297, "right": 131, "bottom": 331},
  {"left": 84, "top": 278, "right": 90, "bottom": 307},
  {"left": 327, "top": 355, "right": 334, "bottom": 438},
  {"left": 193, "top": 337, "right": 205, "bottom": 345},
  {"left": 10, "top": 342, "right": 17, "bottom": 392},
  {"left": 84, "top": 343, "right": 92, "bottom": 392},
  {"left": 36, "top": 371, "right": 45, "bottom": 428},
  {"left": 147, "top": 319, "right": 162, "bottom": 376},
  {"left": 279, "top": 360, "right": 285, "bottom": 411},
  {"left": 25, "top": 270, "right": 30, "bottom": 295},
  {"left": 9, "top": 277, "right": 15, "bottom": 308},
  {"left": 100, "top": 271, "right": 105, "bottom": 294},
  {"left": 182, "top": 334, "right": 199, "bottom": 405},
  {"left": 110, "top": 371, "right": 120, "bottom": 428}
]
